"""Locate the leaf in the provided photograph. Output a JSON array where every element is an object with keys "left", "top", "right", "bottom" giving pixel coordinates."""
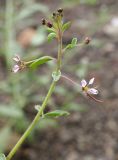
[
  {"left": 64, "top": 44, "right": 73, "bottom": 50},
  {"left": 71, "top": 38, "right": 78, "bottom": 45},
  {"left": 47, "top": 33, "right": 56, "bottom": 42},
  {"left": 62, "top": 21, "right": 71, "bottom": 32},
  {"left": 29, "top": 56, "right": 53, "bottom": 69},
  {"left": 47, "top": 28, "right": 55, "bottom": 33},
  {"left": 0, "top": 154, "right": 6, "bottom": 160},
  {"left": 64, "top": 37, "right": 78, "bottom": 51},
  {"left": 44, "top": 110, "right": 70, "bottom": 118}
]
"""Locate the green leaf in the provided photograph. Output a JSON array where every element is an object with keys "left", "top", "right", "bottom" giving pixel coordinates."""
[
  {"left": 0, "top": 154, "right": 6, "bottom": 160},
  {"left": 62, "top": 21, "right": 71, "bottom": 32},
  {"left": 65, "top": 44, "right": 73, "bottom": 50},
  {"left": 47, "top": 28, "right": 55, "bottom": 33},
  {"left": 44, "top": 110, "right": 70, "bottom": 118},
  {"left": 64, "top": 37, "right": 78, "bottom": 51},
  {"left": 52, "top": 70, "right": 61, "bottom": 81},
  {"left": 47, "top": 33, "right": 56, "bottom": 42},
  {"left": 29, "top": 56, "right": 53, "bottom": 69},
  {"left": 71, "top": 38, "right": 78, "bottom": 45}
]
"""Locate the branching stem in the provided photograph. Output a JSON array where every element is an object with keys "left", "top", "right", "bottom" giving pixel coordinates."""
[
  {"left": 6, "top": 81, "right": 56, "bottom": 160},
  {"left": 7, "top": 12, "right": 63, "bottom": 160}
]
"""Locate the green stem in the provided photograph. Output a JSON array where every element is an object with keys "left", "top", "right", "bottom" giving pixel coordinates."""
[
  {"left": 7, "top": 12, "right": 63, "bottom": 160},
  {"left": 6, "top": 81, "right": 56, "bottom": 160}
]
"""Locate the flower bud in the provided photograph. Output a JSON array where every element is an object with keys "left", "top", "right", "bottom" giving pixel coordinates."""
[
  {"left": 57, "top": 8, "right": 63, "bottom": 13},
  {"left": 47, "top": 22, "right": 53, "bottom": 28},
  {"left": 42, "top": 18, "right": 46, "bottom": 25}
]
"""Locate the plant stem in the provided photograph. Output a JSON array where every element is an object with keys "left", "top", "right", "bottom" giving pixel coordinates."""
[
  {"left": 7, "top": 12, "right": 63, "bottom": 160},
  {"left": 61, "top": 74, "right": 80, "bottom": 86},
  {"left": 57, "top": 21, "right": 62, "bottom": 71},
  {"left": 6, "top": 81, "right": 56, "bottom": 160}
]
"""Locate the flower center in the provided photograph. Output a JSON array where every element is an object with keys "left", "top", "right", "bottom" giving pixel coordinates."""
[{"left": 82, "top": 86, "right": 89, "bottom": 92}]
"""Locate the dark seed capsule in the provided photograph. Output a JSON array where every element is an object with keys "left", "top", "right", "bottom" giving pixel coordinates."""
[
  {"left": 47, "top": 22, "right": 53, "bottom": 28},
  {"left": 42, "top": 18, "right": 46, "bottom": 25},
  {"left": 84, "top": 37, "right": 91, "bottom": 44},
  {"left": 57, "top": 8, "right": 63, "bottom": 13}
]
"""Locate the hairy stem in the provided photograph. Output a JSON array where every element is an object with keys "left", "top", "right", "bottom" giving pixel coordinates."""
[
  {"left": 7, "top": 13, "right": 63, "bottom": 160},
  {"left": 61, "top": 74, "right": 80, "bottom": 86},
  {"left": 57, "top": 21, "right": 62, "bottom": 71},
  {"left": 6, "top": 81, "right": 56, "bottom": 160}
]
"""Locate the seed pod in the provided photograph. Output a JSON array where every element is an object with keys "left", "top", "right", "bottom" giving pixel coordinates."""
[
  {"left": 42, "top": 19, "right": 46, "bottom": 25},
  {"left": 47, "top": 22, "right": 53, "bottom": 28},
  {"left": 57, "top": 8, "right": 63, "bottom": 13},
  {"left": 84, "top": 37, "right": 91, "bottom": 44}
]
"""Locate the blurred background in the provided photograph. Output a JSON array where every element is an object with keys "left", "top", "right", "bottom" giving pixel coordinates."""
[{"left": 0, "top": 0, "right": 118, "bottom": 160}]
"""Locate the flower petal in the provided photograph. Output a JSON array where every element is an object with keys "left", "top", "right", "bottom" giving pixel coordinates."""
[
  {"left": 13, "top": 55, "right": 20, "bottom": 62},
  {"left": 89, "top": 77, "right": 95, "bottom": 85},
  {"left": 81, "top": 79, "right": 87, "bottom": 87},
  {"left": 87, "top": 88, "right": 98, "bottom": 95},
  {"left": 12, "top": 65, "right": 20, "bottom": 73}
]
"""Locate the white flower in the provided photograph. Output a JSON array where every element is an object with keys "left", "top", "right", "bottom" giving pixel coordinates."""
[
  {"left": 12, "top": 54, "right": 24, "bottom": 73},
  {"left": 12, "top": 65, "right": 20, "bottom": 73},
  {"left": 81, "top": 77, "right": 98, "bottom": 95},
  {"left": 13, "top": 55, "right": 20, "bottom": 62},
  {"left": 12, "top": 55, "right": 21, "bottom": 73}
]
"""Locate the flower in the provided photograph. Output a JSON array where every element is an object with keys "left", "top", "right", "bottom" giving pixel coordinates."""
[
  {"left": 12, "top": 54, "right": 26, "bottom": 73},
  {"left": 81, "top": 77, "right": 98, "bottom": 95},
  {"left": 13, "top": 55, "right": 20, "bottom": 62},
  {"left": 12, "top": 65, "right": 20, "bottom": 73}
]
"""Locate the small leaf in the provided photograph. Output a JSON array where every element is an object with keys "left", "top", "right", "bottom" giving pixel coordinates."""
[
  {"left": 47, "top": 28, "right": 55, "bottom": 33},
  {"left": 29, "top": 56, "right": 53, "bottom": 69},
  {"left": 44, "top": 110, "right": 70, "bottom": 118},
  {"left": 47, "top": 33, "right": 56, "bottom": 42},
  {"left": 64, "top": 38, "right": 78, "bottom": 52},
  {"left": 65, "top": 44, "right": 73, "bottom": 50},
  {"left": 71, "top": 38, "right": 78, "bottom": 45},
  {"left": 52, "top": 70, "right": 61, "bottom": 81},
  {"left": 0, "top": 154, "right": 6, "bottom": 160},
  {"left": 62, "top": 21, "right": 71, "bottom": 32}
]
